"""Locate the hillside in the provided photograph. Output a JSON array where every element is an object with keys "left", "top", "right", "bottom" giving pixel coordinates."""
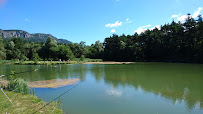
[{"left": 0, "top": 29, "right": 71, "bottom": 44}]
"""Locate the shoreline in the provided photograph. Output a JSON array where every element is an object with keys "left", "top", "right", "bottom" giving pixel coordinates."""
[
  {"left": 0, "top": 61, "right": 135, "bottom": 65},
  {"left": 1, "top": 60, "right": 202, "bottom": 65},
  {"left": 83, "top": 62, "right": 135, "bottom": 64}
]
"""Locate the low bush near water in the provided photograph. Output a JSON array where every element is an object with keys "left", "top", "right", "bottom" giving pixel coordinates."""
[{"left": 7, "top": 78, "right": 30, "bottom": 94}]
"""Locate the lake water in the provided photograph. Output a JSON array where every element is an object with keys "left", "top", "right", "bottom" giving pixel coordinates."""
[{"left": 0, "top": 63, "right": 203, "bottom": 114}]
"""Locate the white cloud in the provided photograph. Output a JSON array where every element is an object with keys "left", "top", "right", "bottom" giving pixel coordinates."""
[
  {"left": 150, "top": 25, "right": 161, "bottom": 30},
  {"left": 177, "top": 15, "right": 190, "bottom": 21},
  {"left": 134, "top": 27, "right": 147, "bottom": 34},
  {"left": 105, "top": 21, "right": 123, "bottom": 28},
  {"left": 198, "top": 7, "right": 202, "bottom": 11},
  {"left": 178, "top": 13, "right": 182, "bottom": 16},
  {"left": 126, "top": 20, "right": 132, "bottom": 23},
  {"left": 24, "top": 18, "right": 31, "bottom": 22},
  {"left": 134, "top": 24, "right": 151, "bottom": 34},
  {"left": 193, "top": 11, "right": 200, "bottom": 18},
  {"left": 171, "top": 15, "right": 178, "bottom": 18},
  {"left": 143, "top": 24, "right": 151, "bottom": 28},
  {"left": 192, "top": 7, "right": 203, "bottom": 18},
  {"left": 134, "top": 24, "right": 161, "bottom": 34},
  {"left": 115, "top": 0, "right": 120, "bottom": 2},
  {"left": 175, "top": 7, "right": 202, "bottom": 21},
  {"left": 126, "top": 18, "right": 132, "bottom": 23},
  {"left": 111, "top": 29, "right": 115, "bottom": 33}
]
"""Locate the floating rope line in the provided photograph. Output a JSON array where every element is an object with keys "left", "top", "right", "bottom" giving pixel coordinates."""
[
  {"left": 1, "top": 88, "right": 14, "bottom": 105},
  {"left": 0, "top": 69, "right": 42, "bottom": 78},
  {"left": 33, "top": 81, "right": 83, "bottom": 114},
  {"left": 0, "top": 66, "right": 51, "bottom": 78},
  {"left": 0, "top": 65, "right": 60, "bottom": 78}
]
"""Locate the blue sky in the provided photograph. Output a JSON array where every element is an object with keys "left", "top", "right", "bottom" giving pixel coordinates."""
[{"left": 0, "top": 0, "right": 202, "bottom": 45}]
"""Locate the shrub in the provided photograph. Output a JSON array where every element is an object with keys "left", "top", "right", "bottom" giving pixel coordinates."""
[
  {"left": 80, "top": 55, "right": 85, "bottom": 61},
  {"left": 8, "top": 78, "right": 30, "bottom": 94},
  {"left": 20, "top": 54, "right": 28, "bottom": 61},
  {"left": 11, "top": 59, "right": 17, "bottom": 63}
]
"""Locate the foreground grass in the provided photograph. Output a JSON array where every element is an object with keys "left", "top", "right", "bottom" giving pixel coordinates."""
[{"left": 0, "top": 90, "right": 62, "bottom": 114}]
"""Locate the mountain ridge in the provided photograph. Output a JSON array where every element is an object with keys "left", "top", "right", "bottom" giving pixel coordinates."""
[{"left": 0, "top": 29, "right": 72, "bottom": 44}]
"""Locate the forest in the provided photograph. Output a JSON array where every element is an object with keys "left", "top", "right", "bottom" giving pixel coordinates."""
[{"left": 0, "top": 14, "right": 202, "bottom": 63}]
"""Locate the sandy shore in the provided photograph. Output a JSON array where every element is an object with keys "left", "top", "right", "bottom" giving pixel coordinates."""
[{"left": 83, "top": 62, "right": 135, "bottom": 64}]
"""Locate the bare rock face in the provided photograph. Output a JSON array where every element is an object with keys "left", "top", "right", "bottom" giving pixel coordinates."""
[
  {"left": 0, "top": 29, "right": 71, "bottom": 44},
  {"left": 0, "top": 30, "right": 31, "bottom": 38}
]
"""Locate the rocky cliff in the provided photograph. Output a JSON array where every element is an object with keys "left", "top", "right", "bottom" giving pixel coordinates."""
[{"left": 0, "top": 29, "right": 71, "bottom": 44}]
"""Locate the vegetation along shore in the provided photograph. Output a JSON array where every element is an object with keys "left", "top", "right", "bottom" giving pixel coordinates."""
[{"left": 0, "top": 14, "right": 203, "bottom": 64}]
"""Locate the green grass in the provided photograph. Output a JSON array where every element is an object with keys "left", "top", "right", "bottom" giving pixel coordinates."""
[
  {"left": 12, "top": 61, "right": 73, "bottom": 65},
  {"left": 0, "top": 60, "right": 12, "bottom": 64},
  {"left": 0, "top": 58, "right": 103, "bottom": 65},
  {"left": 0, "top": 90, "right": 62, "bottom": 114}
]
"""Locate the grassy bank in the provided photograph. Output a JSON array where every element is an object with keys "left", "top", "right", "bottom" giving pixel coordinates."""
[
  {"left": 0, "top": 60, "right": 77, "bottom": 65},
  {"left": 0, "top": 58, "right": 103, "bottom": 65},
  {"left": 0, "top": 90, "right": 62, "bottom": 113}
]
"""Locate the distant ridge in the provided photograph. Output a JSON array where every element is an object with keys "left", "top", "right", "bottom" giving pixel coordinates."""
[{"left": 0, "top": 29, "right": 72, "bottom": 44}]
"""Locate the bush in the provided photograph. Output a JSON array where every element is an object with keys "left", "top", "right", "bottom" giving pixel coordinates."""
[
  {"left": 20, "top": 54, "right": 28, "bottom": 61},
  {"left": 8, "top": 78, "right": 30, "bottom": 94},
  {"left": 11, "top": 59, "right": 17, "bottom": 63},
  {"left": 80, "top": 55, "right": 85, "bottom": 61}
]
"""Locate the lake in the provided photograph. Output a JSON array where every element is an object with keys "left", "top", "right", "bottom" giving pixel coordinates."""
[{"left": 0, "top": 63, "right": 203, "bottom": 114}]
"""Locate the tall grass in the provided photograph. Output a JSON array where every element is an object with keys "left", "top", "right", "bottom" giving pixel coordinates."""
[
  {"left": 7, "top": 78, "right": 30, "bottom": 94},
  {"left": 4, "top": 71, "right": 30, "bottom": 94}
]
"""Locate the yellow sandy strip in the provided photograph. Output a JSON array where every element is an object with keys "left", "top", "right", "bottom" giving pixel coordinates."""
[
  {"left": 28, "top": 79, "right": 80, "bottom": 88},
  {"left": 83, "top": 62, "right": 134, "bottom": 64}
]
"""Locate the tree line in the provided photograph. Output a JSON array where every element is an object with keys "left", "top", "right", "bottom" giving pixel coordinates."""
[
  {"left": 0, "top": 14, "right": 202, "bottom": 63},
  {"left": 103, "top": 14, "right": 203, "bottom": 63}
]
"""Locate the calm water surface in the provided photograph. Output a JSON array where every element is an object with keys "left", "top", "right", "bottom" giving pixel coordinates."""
[{"left": 0, "top": 63, "right": 203, "bottom": 114}]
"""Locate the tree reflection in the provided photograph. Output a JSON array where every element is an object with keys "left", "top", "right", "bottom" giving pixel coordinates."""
[
  {"left": 92, "top": 63, "right": 203, "bottom": 110},
  {"left": 2, "top": 63, "right": 202, "bottom": 110}
]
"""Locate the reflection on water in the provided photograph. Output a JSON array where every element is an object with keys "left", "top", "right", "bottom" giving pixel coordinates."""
[
  {"left": 87, "top": 63, "right": 203, "bottom": 111},
  {"left": 105, "top": 85, "right": 123, "bottom": 97},
  {"left": 0, "top": 63, "right": 203, "bottom": 113}
]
